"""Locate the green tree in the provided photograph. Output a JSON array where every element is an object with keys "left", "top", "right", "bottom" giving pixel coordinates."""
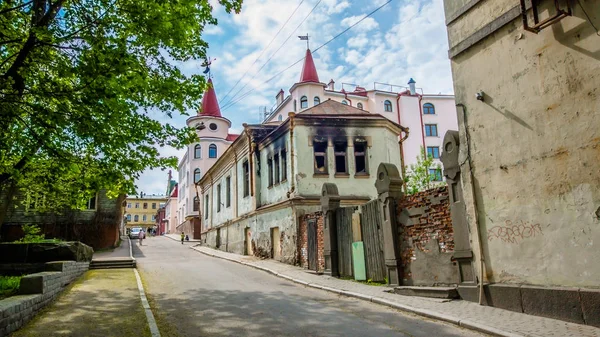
[
  {"left": 0, "top": 0, "right": 242, "bottom": 216},
  {"left": 404, "top": 147, "right": 444, "bottom": 195}
]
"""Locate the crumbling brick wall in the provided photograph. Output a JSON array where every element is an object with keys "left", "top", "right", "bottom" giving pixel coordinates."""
[
  {"left": 298, "top": 212, "right": 324, "bottom": 271},
  {"left": 397, "top": 186, "right": 457, "bottom": 286}
]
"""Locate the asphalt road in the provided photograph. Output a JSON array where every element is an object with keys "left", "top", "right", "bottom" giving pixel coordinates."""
[{"left": 134, "top": 237, "right": 485, "bottom": 337}]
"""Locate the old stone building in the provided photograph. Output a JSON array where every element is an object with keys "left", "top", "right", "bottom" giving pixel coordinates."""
[{"left": 442, "top": 0, "right": 599, "bottom": 326}]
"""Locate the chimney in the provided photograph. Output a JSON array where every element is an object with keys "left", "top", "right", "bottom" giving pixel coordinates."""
[
  {"left": 408, "top": 78, "right": 416, "bottom": 95},
  {"left": 328, "top": 79, "right": 335, "bottom": 91},
  {"left": 276, "top": 89, "right": 284, "bottom": 105}
]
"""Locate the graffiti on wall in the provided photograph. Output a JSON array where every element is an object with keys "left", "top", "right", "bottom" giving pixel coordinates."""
[{"left": 487, "top": 220, "right": 544, "bottom": 244}]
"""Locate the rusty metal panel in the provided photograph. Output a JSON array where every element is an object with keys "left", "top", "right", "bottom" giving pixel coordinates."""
[
  {"left": 360, "top": 200, "right": 386, "bottom": 282},
  {"left": 307, "top": 218, "right": 318, "bottom": 271}
]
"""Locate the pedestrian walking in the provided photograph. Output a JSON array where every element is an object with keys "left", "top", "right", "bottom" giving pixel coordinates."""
[
  {"left": 139, "top": 230, "right": 145, "bottom": 246},
  {"left": 181, "top": 232, "right": 185, "bottom": 245}
]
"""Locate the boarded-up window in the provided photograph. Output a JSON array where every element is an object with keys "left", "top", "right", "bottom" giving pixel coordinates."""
[
  {"left": 204, "top": 194, "right": 209, "bottom": 219},
  {"left": 217, "top": 184, "right": 221, "bottom": 212},
  {"left": 226, "top": 176, "right": 231, "bottom": 207},
  {"left": 334, "top": 142, "right": 347, "bottom": 174},
  {"left": 354, "top": 139, "right": 368, "bottom": 174},
  {"left": 313, "top": 140, "right": 328, "bottom": 174}
]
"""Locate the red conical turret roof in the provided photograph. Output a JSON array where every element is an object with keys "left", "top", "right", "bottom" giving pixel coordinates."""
[
  {"left": 299, "top": 49, "right": 319, "bottom": 83},
  {"left": 199, "top": 78, "right": 222, "bottom": 117}
]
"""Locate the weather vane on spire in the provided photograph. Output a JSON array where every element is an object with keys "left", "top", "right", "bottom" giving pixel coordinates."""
[
  {"left": 298, "top": 34, "right": 309, "bottom": 50},
  {"left": 201, "top": 57, "right": 216, "bottom": 78}
]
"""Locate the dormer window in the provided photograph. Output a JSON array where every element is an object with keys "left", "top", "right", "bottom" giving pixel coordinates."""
[
  {"left": 384, "top": 100, "right": 392, "bottom": 112},
  {"left": 300, "top": 96, "right": 308, "bottom": 109},
  {"left": 357, "top": 102, "right": 363, "bottom": 110}
]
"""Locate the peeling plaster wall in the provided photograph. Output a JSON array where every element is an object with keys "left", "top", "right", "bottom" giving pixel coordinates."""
[
  {"left": 444, "top": 0, "right": 600, "bottom": 288},
  {"left": 258, "top": 133, "right": 291, "bottom": 207},
  {"left": 293, "top": 124, "right": 401, "bottom": 198}
]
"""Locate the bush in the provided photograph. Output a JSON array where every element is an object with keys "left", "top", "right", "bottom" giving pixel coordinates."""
[
  {"left": 0, "top": 276, "right": 21, "bottom": 299},
  {"left": 17, "top": 225, "right": 46, "bottom": 243}
]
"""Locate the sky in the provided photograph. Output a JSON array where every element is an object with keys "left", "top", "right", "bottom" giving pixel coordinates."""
[{"left": 136, "top": 0, "right": 454, "bottom": 196}]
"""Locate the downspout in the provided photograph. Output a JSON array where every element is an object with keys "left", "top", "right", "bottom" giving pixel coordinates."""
[
  {"left": 342, "top": 90, "right": 352, "bottom": 106},
  {"left": 396, "top": 90, "right": 411, "bottom": 193},
  {"left": 288, "top": 113, "right": 296, "bottom": 196},
  {"left": 234, "top": 150, "right": 239, "bottom": 218},
  {"left": 456, "top": 103, "right": 486, "bottom": 306},
  {"left": 417, "top": 94, "right": 426, "bottom": 151},
  {"left": 209, "top": 173, "right": 214, "bottom": 230}
]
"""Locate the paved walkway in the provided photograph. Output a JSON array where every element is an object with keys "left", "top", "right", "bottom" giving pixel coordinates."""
[
  {"left": 164, "top": 233, "right": 202, "bottom": 243},
  {"left": 13, "top": 269, "right": 151, "bottom": 337},
  {"left": 93, "top": 236, "right": 132, "bottom": 259},
  {"left": 191, "top": 245, "right": 600, "bottom": 337}
]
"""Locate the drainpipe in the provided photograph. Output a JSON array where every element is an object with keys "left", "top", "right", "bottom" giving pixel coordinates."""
[
  {"left": 244, "top": 124, "right": 255, "bottom": 200},
  {"left": 396, "top": 90, "right": 411, "bottom": 193},
  {"left": 456, "top": 103, "right": 486, "bottom": 306},
  {"left": 288, "top": 112, "right": 296, "bottom": 196},
  {"left": 234, "top": 150, "right": 239, "bottom": 218},
  {"left": 417, "top": 94, "right": 426, "bottom": 151},
  {"left": 342, "top": 90, "right": 352, "bottom": 106}
]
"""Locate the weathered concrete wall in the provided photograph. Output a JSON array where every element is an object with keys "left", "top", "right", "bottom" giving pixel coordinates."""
[
  {"left": 293, "top": 124, "right": 401, "bottom": 198},
  {"left": 397, "top": 186, "right": 457, "bottom": 286},
  {"left": 257, "top": 133, "right": 291, "bottom": 207},
  {"left": 443, "top": 0, "right": 600, "bottom": 289}
]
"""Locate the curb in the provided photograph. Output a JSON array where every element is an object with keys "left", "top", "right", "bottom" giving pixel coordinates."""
[
  {"left": 189, "top": 246, "right": 523, "bottom": 337},
  {"left": 134, "top": 269, "right": 161, "bottom": 337}
]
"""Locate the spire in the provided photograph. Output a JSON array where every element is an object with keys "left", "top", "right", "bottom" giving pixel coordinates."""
[
  {"left": 199, "top": 78, "right": 222, "bottom": 117},
  {"left": 299, "top": 49, "right": 319, "bottom": 83}
]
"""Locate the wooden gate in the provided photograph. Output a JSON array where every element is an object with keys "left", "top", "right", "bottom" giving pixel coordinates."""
[
  {"left": 307, "top": 218, "right": 318, "bottom": 271},
  {"left": 360, "top": 199, "right": 386, "bottom": 282},
  {"left": 336, "top": 207, "right": 355, "bottom": 278}
]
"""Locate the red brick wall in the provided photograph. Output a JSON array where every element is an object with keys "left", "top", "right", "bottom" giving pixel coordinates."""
[
  {"left": 298, "top": 212, "right": 324, "bottom": 271},
  {"left": 397, "top": 186, "right": 455, "bottom": 284}
]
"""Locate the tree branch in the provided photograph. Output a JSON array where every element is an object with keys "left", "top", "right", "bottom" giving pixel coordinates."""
[{"left": 0, "top": 1, "right": 34, "bottom": 16}]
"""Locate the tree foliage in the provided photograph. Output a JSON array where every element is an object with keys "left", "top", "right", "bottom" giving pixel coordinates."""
[
  {"left": 404, "top": 147, "right": 445, "bottom": 195},
  {"left": 0, "top": 0, "right": 242, "bottom": 211}
]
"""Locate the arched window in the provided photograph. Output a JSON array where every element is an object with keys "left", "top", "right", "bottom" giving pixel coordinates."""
[
  {"left": 314, "top": 96, "right": 320, "bottom": 106},
  {"left": 278, "top": 115, "right": 283, "bottom": 121},
  {"left": 194, "top": 144, "right": 201, "bottom": 159},
  {"left": 342, "top": 100, "right": 348, "bottom": 105},
  {"left": 134, "top": 215, "right": 139, "bottom": 222},
  {"left": 300, "top": 96, "right": 308, "bottom": 109},
  {"left": 126, "top": 214, "right": 131, "bottom": 221},
  {"left": 293, "top": 99, "right": 297, "bottom": 112},
  {"left": 209, "top": 144, "right": 217, "bottom": 158},
  {"left": 423, "top": 103, "right": 435, "bottom": 114},
  {"left": 194, "top": 168, "right": 201, "bottom": 183},
  {"left": 193, "top": 196, "right": 199, "bottom": 211},
  {"left": 384, "top": 100, "right": 392, "bottom": 112},
  {"left": 357, "top": 102, "right": 363, "bottom": 110}
]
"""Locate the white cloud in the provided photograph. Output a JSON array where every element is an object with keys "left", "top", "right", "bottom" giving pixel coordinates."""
[
  {"left": 340, "top": 16, "right": 379, "bottom": 31},
  {"left": 204, "top": 25, "right": 224, "bottom": 35}
]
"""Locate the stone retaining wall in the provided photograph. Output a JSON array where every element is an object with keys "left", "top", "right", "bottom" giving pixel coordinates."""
[{"left": 0, "top": 261, "right": 89, "bottom": 336}]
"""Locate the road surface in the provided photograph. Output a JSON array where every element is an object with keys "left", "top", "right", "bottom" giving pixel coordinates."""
[{"left": 134, "top": 237, "right": 485, "bottom": 337}]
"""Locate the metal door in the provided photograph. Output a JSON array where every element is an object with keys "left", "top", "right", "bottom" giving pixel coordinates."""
[{"left": 307, "top": 218, "right": 318, "bottom": 270}]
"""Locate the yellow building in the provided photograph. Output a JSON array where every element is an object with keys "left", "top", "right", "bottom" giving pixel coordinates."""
[{"left": 124, "top": 195, "right": 167, "bottom": 230}]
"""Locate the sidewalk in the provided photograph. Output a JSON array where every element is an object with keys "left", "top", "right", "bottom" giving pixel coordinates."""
[
  {"left": 163, "top": 233, "right": 202, "bottom": 243},
  {"left": 12, "top": 269, "right": 152, "bottom": 337},
  {"left": 93, "top": 236, "right": 132, "bottom": 260},
  {"left": 191, "top": 245, "right": 600, "bottom": 337}
]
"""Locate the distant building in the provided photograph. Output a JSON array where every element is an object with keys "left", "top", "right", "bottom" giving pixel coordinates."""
[{"left": 124, "top": 194, "right": 167, "bottom": 231}]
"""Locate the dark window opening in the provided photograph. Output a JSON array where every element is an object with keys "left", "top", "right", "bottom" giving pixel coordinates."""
[
  {"left": 226, "top": 176, "right": 231, "bottom": 207},
  {"left": 281, "top": 149, "right": 287, "bottom": 181},
  {"left": 334, "top": 142, "right": 347, "bottom": 174},
  {"left": 152, "top": 203, "right": 156, "bottom": 209},
  {"left": 313, "top": 140, "right": 328, "bottom": 174},
  {"left": 354, "top": 141, "right": 367, "bottom": 174},
  {"left": 217, "top": 184, "right": 221, "bottom": 212},
  {"left": 274, "top": 153, "right": 280, "bottom": 184},
  {"left": 243, "top": 160, "right": 250, "bottom": 197},
  {"left": 209, "top": 123, "right": 218, "bottom": 131},
  {"left": 267, "top": 157, "right": 274, "bottom": 187},
  {"left": 143, "top": 203, "right": 148, "bottom": 209}
]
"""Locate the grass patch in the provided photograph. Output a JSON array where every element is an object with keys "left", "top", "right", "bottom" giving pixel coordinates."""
[{"left": 0, "top": 276, "right": 21, "bottom": 300}]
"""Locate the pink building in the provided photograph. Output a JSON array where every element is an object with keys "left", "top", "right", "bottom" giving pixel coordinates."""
[{"left": 262, "top": 49, "right": 458, "bottom": 177}]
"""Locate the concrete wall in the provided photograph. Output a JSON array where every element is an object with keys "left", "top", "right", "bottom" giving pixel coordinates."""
[
  {"left": 443, "top": 0, "right": 600, "bottom": 289},
  {"left": 293, "top": 124, "right": 401, "bottom": 198}
]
